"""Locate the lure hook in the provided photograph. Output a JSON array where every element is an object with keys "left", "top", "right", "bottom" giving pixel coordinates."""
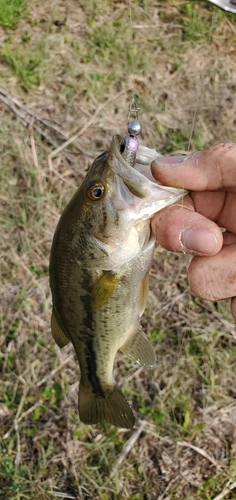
[{"left": 127, "top": 98, "right": 140, "bottom": 123}]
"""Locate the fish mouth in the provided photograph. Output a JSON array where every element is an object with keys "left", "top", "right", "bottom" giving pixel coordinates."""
[{"left": 110, "top": 134, "right": 188, "bottom": 221}]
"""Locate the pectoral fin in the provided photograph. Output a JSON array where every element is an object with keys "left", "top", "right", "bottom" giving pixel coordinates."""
[
  {"left": 120, "top": 325, "right": 155, "bottom": 370},
  {"left": 51, "top": 310, "right": 70, "bottom": 348},
  {"left": 92, "top": 272, "right": 120, "bottom": 309},
  {"left": 139, "top": 274, "right": 149, "bottom": 317}
]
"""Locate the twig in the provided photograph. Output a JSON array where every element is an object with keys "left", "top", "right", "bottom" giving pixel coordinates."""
[
  {"left": 0, "top": 93, "right": 30, "bottom": 125},
  {"left": 15, "top": 385, "right": 29, "bottom": 421},
  {"left": 3, "top": 400, "right": 43, "bottom": 439},
  {"left": 30, "top": 128, "right": 39, "bottom": 169},
  {"left": 157, "top": 476, "right": 178, "bottom": 500},
  {"left": 14, "top": 420, "right": 21, "bottom": 468},
  {"left": 153, "top": 290, "right": 188, "bottom": 317},
  {"left": 226, "top": 18, "right": 236, "bottom": 37},
  {"left": 0, "top": 86, "right": 68, "bottom": 137},
  {"left": 49, "top": 492, "right": 77, "bottom": 499},
  {"left": 0, "top": 86, "right": 92, "bottom": 157},
  {"left": 195, "top": 298, "right": 236, "bottom": 338},
  {"left": 0, "top": 92, "right": 59, "bottom": 147},
  {"left": 177, "top": 441, "right": 220, "bottom": 469},
  {"left": 133, "top": 24, "right": 159, "bottom": 28},
  {"left": 37, "top": 356, "right": 73, "bottom": 387},
  {"left": 47, "top": 161, "right": 78, "bottom": 187},
  {"left": 48, "top": 89, "right": 125, "bottom": 172},
  {"left": 17, "top": 399, "right": 43, "bottom": 423},
  {"left": 213, "top": 481, "right": 236, "bottom": 500},
  {"left": 110, "top": 419, "right": 146, "bottom": 477}
]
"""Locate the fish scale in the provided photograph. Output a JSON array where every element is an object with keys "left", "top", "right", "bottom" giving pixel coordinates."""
[{"left": 49, "top": 133, "right": 187, "bottom": 428}]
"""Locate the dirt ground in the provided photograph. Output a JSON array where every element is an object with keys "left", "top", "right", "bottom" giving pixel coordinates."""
[{"left": 1, "top": 1, "right": 236, "bottom": 499}]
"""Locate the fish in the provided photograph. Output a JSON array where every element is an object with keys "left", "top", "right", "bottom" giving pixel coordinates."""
[{"left": 49, "top": 133, "right": 186, "bottom": 429}]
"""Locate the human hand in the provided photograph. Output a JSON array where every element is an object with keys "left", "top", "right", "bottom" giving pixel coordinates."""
[{"left": 151, "top": 143, "right": 236, "bottom": 320}]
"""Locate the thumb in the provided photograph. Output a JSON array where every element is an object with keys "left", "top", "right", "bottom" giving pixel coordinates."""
[{"left": 151, "top": 143, "right": 236, "bottom": 192}]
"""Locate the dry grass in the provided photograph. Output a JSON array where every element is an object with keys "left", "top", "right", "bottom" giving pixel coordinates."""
[{"left": 1, "top": 1, "right": 236, "bottom": 499}]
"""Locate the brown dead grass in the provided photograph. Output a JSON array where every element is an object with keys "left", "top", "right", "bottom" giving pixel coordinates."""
[{"left": 1, "top": 1, "right": 236, "bottom": 499}]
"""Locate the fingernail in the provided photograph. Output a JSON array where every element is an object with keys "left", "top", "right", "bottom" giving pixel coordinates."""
[
  {"left": 154, "top": 155, "right": 190, "bottom": 165},
  {"left": 181, "top": 228, "right": 218, "bottom": 255}
]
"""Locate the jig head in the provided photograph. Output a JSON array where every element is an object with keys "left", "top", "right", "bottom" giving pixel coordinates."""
[{"left": 120, "top": 100, "right": 142, "bottom": 167}]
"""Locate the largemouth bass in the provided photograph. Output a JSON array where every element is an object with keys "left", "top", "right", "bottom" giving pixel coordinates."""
[{"left": 49, "top": 134, "right": 186, "bottom": 429}]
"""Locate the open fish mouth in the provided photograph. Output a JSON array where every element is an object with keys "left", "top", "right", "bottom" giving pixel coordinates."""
[{"left": 111, "top": 134, "right": 188, "bottom": 221}]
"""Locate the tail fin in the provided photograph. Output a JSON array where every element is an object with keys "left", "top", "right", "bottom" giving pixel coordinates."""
[{"left": 78, "top": 383, "right": 135, "bottom": 429}]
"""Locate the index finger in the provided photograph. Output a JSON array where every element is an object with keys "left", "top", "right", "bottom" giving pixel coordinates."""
[{"left": 151, "top": 143, "right": 236, "bottom": 192}]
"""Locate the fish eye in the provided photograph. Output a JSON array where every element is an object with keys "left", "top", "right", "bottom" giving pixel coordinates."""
[{"left": 87, "top": 183, "right": 105, "bottom": 201}]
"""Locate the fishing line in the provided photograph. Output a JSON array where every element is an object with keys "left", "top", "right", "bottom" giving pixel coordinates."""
[
  {"left": 168, "top": 4, "right": 235, "bottom": 437},
  {"left": 179, "top": 5, "right": 218, "bottom": 291},
  {"left": 127, "top": 0, "right": 141, "bottom": 127},
  {"left": 125, "top": 0, "right": 190, "bottom": 428},
  {"left": 187, "top": 7, "right": 216, "bottom": 152},
  {"left": 128, "top": 0, "right": 136, "bottom": 111},
  {"left": 124, "top": 0, "right": 226, "bottom": 439},
  {"left": 163, "top": 4, "right": 221, "bottom": 432},
  {"left": 125, "top": 0, "right": 191, "bottom": 436}
]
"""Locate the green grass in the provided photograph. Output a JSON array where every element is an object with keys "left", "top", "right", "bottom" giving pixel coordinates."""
[
  {"left": 0, "top": 41, "right": 45, "bottom": 91},
  {"left": 1, "top": 0, "right": 236, "bottom": 498},
  {"left": 180, "top": 2, "right": 213, "bottom": 42},
  {"left": 0, "top": 456, "right": 31, "bottom": 500},
  {"left": 0, "top": 0, "right": 28, "bottom": 30}
]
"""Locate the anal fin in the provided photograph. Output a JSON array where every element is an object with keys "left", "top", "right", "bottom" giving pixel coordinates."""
[
  {"left": 120, "top": 325, "right": 155, "bottom": 370},
  {"left": 51, "top": 310, "right": 70, "bottom": 348}
]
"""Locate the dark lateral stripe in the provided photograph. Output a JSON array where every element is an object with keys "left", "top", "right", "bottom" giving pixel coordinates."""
[
  {"left": 85, "top": 341, "right": 105, "bottom": 397},
  {"left": 80, "top": 269, "right": 104, "bottom": 397}
]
